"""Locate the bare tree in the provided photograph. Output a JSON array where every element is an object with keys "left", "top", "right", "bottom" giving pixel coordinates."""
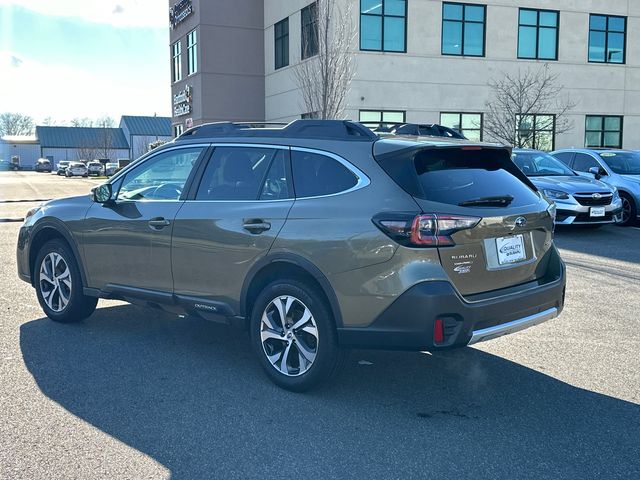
[
  {"left": 0, "top": 112, "right": 34, "bottom": 136},
  {"left": 292, "top": 0, "right": 356, "bottom": 120},
  {"left": 96, "top": 116, "right": 115, "bottom": 128},
  {"left": 70, "top": 117, "right": 94, "bottom": 127},
  {"left": 484, "top": 64, "right": 575, "bottom": 150}
]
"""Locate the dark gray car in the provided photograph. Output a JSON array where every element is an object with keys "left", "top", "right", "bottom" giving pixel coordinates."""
[{"left": 17, "top": 120, "right": 566, "bottom": 391}]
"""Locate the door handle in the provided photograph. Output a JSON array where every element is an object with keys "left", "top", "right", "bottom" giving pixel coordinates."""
[
  {"left": 148, "top": 217, "right": 171, "bottom": 230},
  {"left": 243, "top": 219, "right": 271, "bottom": 234}
]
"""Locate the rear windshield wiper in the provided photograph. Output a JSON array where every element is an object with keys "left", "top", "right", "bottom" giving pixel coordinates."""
[{"left": 458, "top": 195, "right": 514, "bottom": 207}]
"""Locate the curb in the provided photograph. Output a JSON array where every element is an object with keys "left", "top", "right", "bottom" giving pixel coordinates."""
[{"left": 0, "top": 218, "right": 24, "bottom": 223}]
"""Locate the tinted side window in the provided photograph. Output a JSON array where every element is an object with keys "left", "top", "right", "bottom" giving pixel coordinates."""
[
  {"left": 551, "top": 152, "right": 574, "bottom": 166},
  {"left": 572, "top": 153, "right": 600, "bottom": 172},
  {"left": 291, "top": 150, "right": 358, "bottom": 198},
  {"left": 118, "top": 147, "right": 203, "bottom": 201},
  {"left": 260, "top": 149, "right": 292, "bottom": 200},
  {"left": 196, "top": 146, "right": 277, "bottom": 201}
]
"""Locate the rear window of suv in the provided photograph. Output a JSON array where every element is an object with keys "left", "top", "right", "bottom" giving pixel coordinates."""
[{"left": 375, "top": 146, "right": 540, "bottom": 207}]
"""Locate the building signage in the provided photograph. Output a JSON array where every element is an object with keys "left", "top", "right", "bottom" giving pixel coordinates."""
[
  {"left": 185, "top": 118, "right": 193, "bottom": 128},
  {"left": 169, "top": 0, "right": 193, "bottom": 29},
  {"left": 173, "top": 85, "right": 193, "bottom": 117}
]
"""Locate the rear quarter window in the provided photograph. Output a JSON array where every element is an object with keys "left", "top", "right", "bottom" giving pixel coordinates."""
[{"left": 291, "top": 150, "right": 358, "bottom": 197}]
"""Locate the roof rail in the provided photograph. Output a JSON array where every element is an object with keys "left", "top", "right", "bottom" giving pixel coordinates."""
[{"left": 176, "top": 119, "right": 377, "bottom": 142}]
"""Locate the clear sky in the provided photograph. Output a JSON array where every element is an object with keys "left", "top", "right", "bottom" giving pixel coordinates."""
[{"left": 0, "top": 0, "right": 171, "bottom": 125}]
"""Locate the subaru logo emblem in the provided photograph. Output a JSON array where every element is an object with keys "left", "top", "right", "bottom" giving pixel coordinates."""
[
  {"left": 515, "top": 217, "right": 527, "bottom": 228},
  {"left": 592, "top": 193, "right": 602, "bottom": 199}
]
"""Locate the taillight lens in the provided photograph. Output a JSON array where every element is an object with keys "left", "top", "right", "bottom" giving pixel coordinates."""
[{"left": 373, "top": 213, "right": 480, "bottom": 247}]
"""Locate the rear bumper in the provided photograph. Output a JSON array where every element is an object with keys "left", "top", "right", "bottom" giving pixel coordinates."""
[{"left": 337, "top": 251, "right": 565, "bottom": 351}]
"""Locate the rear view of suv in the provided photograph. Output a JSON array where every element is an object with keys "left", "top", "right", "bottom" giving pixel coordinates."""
[{"left": 17, "top": 120, "right": 565, "bottom": 391}]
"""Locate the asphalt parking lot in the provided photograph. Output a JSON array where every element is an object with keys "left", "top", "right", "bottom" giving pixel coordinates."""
[{"left": 0, "top": 171, "right": 639, "bottom": 479}]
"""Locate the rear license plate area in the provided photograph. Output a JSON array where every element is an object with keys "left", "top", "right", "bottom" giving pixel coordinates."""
[{"left": 496, "top": 234, "right": 526, "bottom": 265}]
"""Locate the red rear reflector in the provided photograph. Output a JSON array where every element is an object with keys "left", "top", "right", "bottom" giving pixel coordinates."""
[
  {"left": 461, "top": 146, "right": 483, "bottom": 150},
  {"left": 434, "top": 319, "right": 444, "bottom": 344}
]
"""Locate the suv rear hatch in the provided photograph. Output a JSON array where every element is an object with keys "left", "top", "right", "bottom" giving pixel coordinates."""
[{"left": 373, "top": 141, "right": 555, "bottom": 296}]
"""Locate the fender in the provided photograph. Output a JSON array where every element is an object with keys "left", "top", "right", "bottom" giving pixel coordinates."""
[
  {"left": 240, "top": 252, "right": 344, "bottom": 327},
  {"left": 29, "top": 218, "right": 89, "bottom": 288}
]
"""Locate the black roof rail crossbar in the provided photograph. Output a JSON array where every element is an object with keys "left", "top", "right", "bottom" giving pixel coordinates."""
[{"left": 177, "top": 119, "right": 377, "bottom": 141}]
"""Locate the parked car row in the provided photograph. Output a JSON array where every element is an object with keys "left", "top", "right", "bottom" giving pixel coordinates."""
[{"left": 31, "top": 159, "right": 119, "bottom": 178}]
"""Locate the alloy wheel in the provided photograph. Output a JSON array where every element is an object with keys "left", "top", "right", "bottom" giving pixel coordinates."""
[
  {"left": 39, "top": 252, "right": 72, "bottom": 312},
  {"left": 260, "top": 295, "right": 319, "bottom": 377}
]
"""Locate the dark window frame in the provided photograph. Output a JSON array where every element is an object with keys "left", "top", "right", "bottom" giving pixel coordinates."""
[
  {"left": 439, "top": 112, "right": 484, "bottom": 140},
  {"left": 516, "top": 114, "right": 556, "bottom": 151},
  {"left": 588, "top": 14, "right": 627, "bottom": 64},
  {"left": 585, "top": 115, "right": 624, "bottom": 148},
  {"left": 441, "top": 2, "right": 487, "bottom": 57},
  {"left": 172, "top": 40, "right": 182, "bottom": 83},
  {"left": 358, "top": 109, "right": 406, "bottom": 129},
  {"left": 359, "top": 0, "right": 408, "bottom": 53},
  {"left": 187, "top": 29, "right": 197, "bottom": 76},
  {"left": 274, "top": 17, "right": 290, "bottom": 69},
  {"left": 517, "top": 8, "right": 560, "bottom": 61},
  {"left": 301, "top": 3, "right": 318, "bottom": 60}
]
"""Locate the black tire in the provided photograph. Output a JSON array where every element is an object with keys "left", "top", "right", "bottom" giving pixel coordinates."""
[
  {"left": 619, "top": 193, "right": 637, "bottom": 227},
  {"left": 34, "top": 239, "right": 97, "bottom": 323},
  {"left": 249, "top": 280, "right": 346, "bottom": 392}
]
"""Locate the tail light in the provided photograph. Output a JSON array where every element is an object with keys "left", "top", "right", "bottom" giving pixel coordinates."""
[{"left": 372, "top": 212, "right": 480, "bottom": 247}]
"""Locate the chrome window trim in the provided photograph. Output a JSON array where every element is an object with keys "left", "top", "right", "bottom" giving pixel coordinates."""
[
  {"left": 180, "top": 143, "right": 370, "bottom": 203},
  {"left": 290, "top": 146, "right": 371, "bottom": 200}
]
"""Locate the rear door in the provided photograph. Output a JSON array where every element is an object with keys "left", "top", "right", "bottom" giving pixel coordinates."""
[
  {"left": 171, "top": 144, "right": 294, "bottom": 309},
  {"left": 377, "top": 145, "right": 554, "bottom": 296}
]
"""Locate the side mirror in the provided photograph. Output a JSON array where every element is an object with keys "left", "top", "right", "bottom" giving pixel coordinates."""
[
  {"left": 588, "top": 166, "right": 606, "bottom": 179},
  {"left": 92, "top": 183, "right": 113, "bottom": 203}
]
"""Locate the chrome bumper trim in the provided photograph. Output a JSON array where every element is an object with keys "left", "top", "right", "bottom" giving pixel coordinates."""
[{"left": 468, "top": 307, "right": 558, "bottom": 345}]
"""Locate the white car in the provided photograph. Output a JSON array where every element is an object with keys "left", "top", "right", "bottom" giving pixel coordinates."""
[
  {"left": 87, "top": 161, "right": 104, "bottom": 176},
  {"left": 65, "top": 161, "right": 89, "bottom": 177}
]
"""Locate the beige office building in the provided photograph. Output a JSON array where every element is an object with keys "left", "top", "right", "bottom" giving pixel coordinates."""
[{"left": 169, "top": 0, "right": 640, "bottom": 150}]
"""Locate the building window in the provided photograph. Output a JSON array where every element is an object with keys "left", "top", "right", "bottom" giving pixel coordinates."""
[
  {"left": 301, "top": 3, "right": 318, "bottom": 59},
  {"left": 174, "top": 124, "right": 184, "bottom": 137},
  {"left": 585, "top": 115, "right": 623, "bottom": 148},
  {"left": 518, "top": 9, "right": 559, "bottom": 60},
  {"left": 589, "top": 14, "right": 626, "bottom": 64},
  {"left": 172, "top": 40, "right": 182, "bottom": 82},
  {"left": 187, "top": 30, "right": 197, "bottom": 75},
  {"left": 440, "top": 112, "right": 483, "bottom": 141},
  {"left": 441, "top": 3, "right": 486, "bottom": 57},
  {"left": 516, "top": 114, "right": 555, "bottom": 151},
  {"left": 359, "top": 110, "right": 405, "bottom": 129},
  {"left": 274, "top": 18, "right": 289, "bottom": 69},
  {"left": 360, "top": 0, "right": 407, "bottom": 52}
]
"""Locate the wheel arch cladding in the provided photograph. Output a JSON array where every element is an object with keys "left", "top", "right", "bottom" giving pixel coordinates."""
[
  {"left": 29, "top": 222, "right": 87, "bottom": 288},
  {"left": 241, "top": 255, "right": 344, "bottom": 328}
]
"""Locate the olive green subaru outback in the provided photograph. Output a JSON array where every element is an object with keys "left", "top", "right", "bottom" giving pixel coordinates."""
[{"left": 17, "top": 120, "right": 565, "bottom": 391}]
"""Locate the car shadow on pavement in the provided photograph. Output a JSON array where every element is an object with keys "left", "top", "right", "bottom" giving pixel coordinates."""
[{"left": 20, "top": 305, "right": 640, "bottom": 479}]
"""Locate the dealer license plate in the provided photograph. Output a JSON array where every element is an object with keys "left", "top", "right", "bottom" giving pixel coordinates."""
[
  {"left": 496, "top": 234, "right": 526, "bottom": 265},
  {"left": 590, "top": 206, "right": 605, "bottom": 217}
]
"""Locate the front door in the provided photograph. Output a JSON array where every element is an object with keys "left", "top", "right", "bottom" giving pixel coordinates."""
[
  {"left": 82, "top": 146, "right": 206, "bottom": 292},
  {"left": 172, "top": 145, "right": 294, "bottom": 310}
]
